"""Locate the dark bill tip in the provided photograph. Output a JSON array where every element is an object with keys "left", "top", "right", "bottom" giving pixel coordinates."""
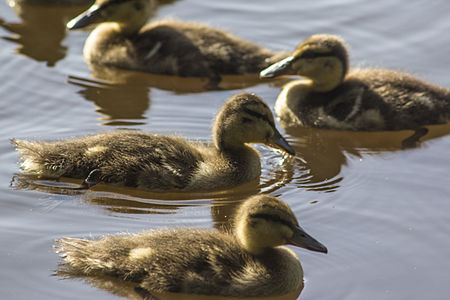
[
  {"left": 268, "top": 129, "right": 296, "bottom": 156},
  {"left": 290, "top": 225, "right": 328, "bottom": 254}
]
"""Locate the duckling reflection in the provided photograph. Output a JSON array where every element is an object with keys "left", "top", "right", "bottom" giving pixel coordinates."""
[
  {"left": 283, "top": 123, "right": 450, "bottom": 193},
  {"left": 1, "top": 2, "right": 88, "bottom": 66},
  {"left": 261, "top": 34, "right": 450, "bottom": 142},
  {"left": 66, "top": 0, "right": 287, "bottom": 87},
  {"left": 88, "top": 64, "right": 267, "bottom": 93},
  {"left": 13, "top": 93, "right": 295, "bottom": 191},
  {"left": 55, "top": 194, "right": 327, "bottom": 298},
  {"left": 11, "top": 146, "right": 296, "bottom": 217},
  {"left": 2, "top": 0, "right": 179, "bottom": 66},
  {"left": 10, "top": 170, "right": 260, "bottom": 216},
  {"left": 68, "top": 75, "right": 150, "bottom": 126}
]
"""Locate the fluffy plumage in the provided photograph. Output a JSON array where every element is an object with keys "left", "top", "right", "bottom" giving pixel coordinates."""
[
  {"left": 55, "top": 194, "right": 327, "bottom": 297},
  {"left": 67, "top": 0, "right": 286, "bottom": 84},
  {"left": 260, "top": 34, "right": 450, "bottom": 130},
  {"left": 13, "top": 93, "right": 295, "bottom": 191}
]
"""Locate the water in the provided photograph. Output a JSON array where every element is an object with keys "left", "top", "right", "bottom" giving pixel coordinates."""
[{"left": 1, "top": 0, "right": 450, "bottom": 299}]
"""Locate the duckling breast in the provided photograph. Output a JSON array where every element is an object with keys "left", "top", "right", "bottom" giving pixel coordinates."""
[
  {"left": 84, "top": 24, "right": 138, "bottom": 70},
  {"left": 185, "top": 146, "right": 261, "bottom": 190}
]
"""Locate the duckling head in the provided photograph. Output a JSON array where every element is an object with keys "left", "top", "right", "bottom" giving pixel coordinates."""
[
  {"left": 213, "top": 93, "right": 295, "bottom": 155},
  {"left": 67, "top": 0, "right": 154, "bottom": 33},
  {"left": 234, "top": 194, "right": 327, "bottom": 255},
  {"left": 261, "top": 34, "right": 349, "bottom": 92}
]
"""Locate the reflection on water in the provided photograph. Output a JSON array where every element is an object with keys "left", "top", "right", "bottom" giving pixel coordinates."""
[
  {"left": 54, "top": 272, "right": 301, "bottom": 300},
  {"left": 1, "top": 1, "right": 89, "bottom": 66},
  {"left": 1, "top": 0, "right": 179, "bottom": 67},
  {"left": 11, "top": 122, "right": 450, "bottom": 222},
  {"left": 18, "top": 121, "right": 443, "bottom": 217},
  {"left": 67, "top": 66, "right": 271, "bottom": 127},
  {"left": 88, "top": 64, "right": 267, "bottom": 93},
  {"left": 68, "top": 75, "right": 151, "bottom": 126},
  {"left": 2, "top": 0, "right": 450, "bottom": 299},
  {"left": 284, "top": 123, "right": 450, "bottom": 193},
  {"left": 11, "top": 147, "right": 299, "bottom": 221}
]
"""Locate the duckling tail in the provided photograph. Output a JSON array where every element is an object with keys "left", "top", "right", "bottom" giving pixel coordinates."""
[
  {"left": 11, "top": 138, "right": 83, "bottom": 178},
  {"left": 55, "top": 238, "right": 100, "bottom": 274}
]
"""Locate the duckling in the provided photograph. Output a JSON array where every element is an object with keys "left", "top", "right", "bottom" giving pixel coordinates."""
[
  {"left": 13, "top": 93, "right": 295, "bottom": 191},
  {"left": 66, "top": 0, "right": 286, "bottom": 87},
  {"left": 55, "top": 194, "right": 327, "bottom": 297},
  {"left": 260, "top": 34, "right": 450, "bottom": 132}
]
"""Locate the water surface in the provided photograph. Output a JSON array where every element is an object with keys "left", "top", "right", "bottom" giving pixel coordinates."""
[{"left": 1, "top": 0, "right": 450, "bottom": 299}]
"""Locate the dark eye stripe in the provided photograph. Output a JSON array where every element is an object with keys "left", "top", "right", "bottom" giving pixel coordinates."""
[
  {"left": 250, "top": 213, "right": 294, "bottom": 229},
  {"left": 242, "top": 108, "right": 274, "bottom": 127},
  {"left": 298, "top": 50, "right": 334, "bottom": 60},
  {"left": 102, "top": 0, "right": 130, "bottom": 9}
]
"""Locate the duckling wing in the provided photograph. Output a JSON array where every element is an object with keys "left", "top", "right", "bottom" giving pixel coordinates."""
[
  {"left": 134, "top": 24, "right": 213, "bottom": 78},
  {"left": 352, "top": 69, "right": 450, "bottom": 129},
  {"left": 134, "top": 21, "right": 277, "bottom": 78},
  {"left": 14, "top": 131, "right": 204, "bottom": 190},
  {"left": 298, "top": 70, "right": 450, "bottom": 130},
  {"left": 56, "top": 229, "right": 253, "bottom": 295},
  {"left": 297, "top": 81, "right": 384, "bottom": 130},
  {"left": 136, "top": 231, "right": 293, "bottom": 296},
  {"left": 94, "top": 132, "right": 204, "bottom": 189}
]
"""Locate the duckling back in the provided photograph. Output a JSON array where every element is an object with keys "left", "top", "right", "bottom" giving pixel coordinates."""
[
  {"left": 346, "top": 69, "right": 450, "bottom": 130},
  {"left": 262, "top": 34, "right": 450, "bottom": 130},
  {"left": 56, "top": 228, "right": 302, "bottom": 297},
  {"left": 68, "top": 0, "right": 286, "bottom": 81},
  {"left": 13, "top": 93, "right": 294, "bottom": 191},
  {"left": 283, "top": 69, "right": 450, "bottom": 130},
  {"left": 55, "top": 194, "right": 327, "bottom": 297},
  {"left": 13, "top": 132, "right": 203, "bottom": 189},
  {"left": 85, "top": 20, "right": 285, "bottom": 81}
]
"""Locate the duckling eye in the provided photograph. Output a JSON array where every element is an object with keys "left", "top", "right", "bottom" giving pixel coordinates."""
[
  {"left": 242, "top": 117, "right": 252, "bottom": 123},
  {"left": 299, "top": 50, "right": 317, "bottom": 59},
  {"left": 299, "top": 50, "right": 333, "bottom": 61},
  {"left": 134, "top": 2, "right": 143, "bottom": 10},
  {"left": 323, "top": 59, "right": 334, "bottom": 68}
]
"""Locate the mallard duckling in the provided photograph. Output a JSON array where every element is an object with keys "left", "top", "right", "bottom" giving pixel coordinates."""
[
  {"left": 55, "top": 194, "right": 327, "bottom": 297},
  {"left": 260, "top": 34, "right": 450, "bottom": 131},
  {"left": 67, "top": 0, "right": 285, "bottom": 86},
  {"left": 13, "top": 93, "right": 295, "bottom": 191}
]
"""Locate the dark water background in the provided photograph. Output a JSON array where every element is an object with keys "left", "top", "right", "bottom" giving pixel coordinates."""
[{"left": 1, "top": 0, "right": 449, "bottom": 299}]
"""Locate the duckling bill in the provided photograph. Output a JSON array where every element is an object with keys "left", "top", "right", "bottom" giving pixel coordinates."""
[
  {"left": 13, "top": 93, "right": 294, "bottom": 191},
  {"left": 261, "top": 34, "right": 450, "bottom": 133},
  {"left": 55, "top": 194, "right": 327, "bottom": 297},
  {"left": 67, "top": 0, "right": 287, "bottom": 86}
]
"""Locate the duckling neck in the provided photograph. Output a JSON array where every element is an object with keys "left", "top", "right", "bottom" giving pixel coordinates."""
[
  {"left": 235, "top": 221, "right": 268, "bottom": 256},
  {"left": 217, "top": 144, "right": 262, "bottom": 177},
  {"left": 309, "top": 77, "right": 341, "bottom": 92},
  {"left": 215, "top": 133, "right": 257, "bottom": 153},
  {"left": 108, "top": 20, "right": 145, "bottom": 36},
  {"left": 84, "top": 22, "right": 145, "bottom": 64},
  {"left": 307, "top": 58, "right": 346, "bottom": 92},
  {"left": 212, "top": 127, "right": 262, "bottom": 181}
]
